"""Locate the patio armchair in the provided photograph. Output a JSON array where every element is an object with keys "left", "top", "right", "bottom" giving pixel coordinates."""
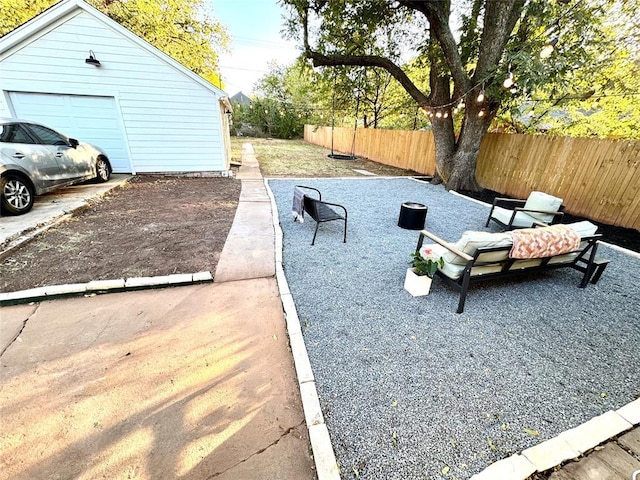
[
  {"left": 485, "top": 191, "right": 564, "bottom": 230},
  {"left": 294, "top": 185, "right": 348, "bottom": 246}
]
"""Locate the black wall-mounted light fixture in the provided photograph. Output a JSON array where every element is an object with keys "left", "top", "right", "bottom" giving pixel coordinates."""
[{"left": 85, "top": 50, "right": 101, "bottom": 67}]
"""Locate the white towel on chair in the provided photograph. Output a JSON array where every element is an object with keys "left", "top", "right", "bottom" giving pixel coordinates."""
[{"left": 292, "top": 187, "right": 305, "bottom": 223}]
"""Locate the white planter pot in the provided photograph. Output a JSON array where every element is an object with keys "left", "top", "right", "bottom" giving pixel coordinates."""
[{"left": 404, "top": 268, "right": 433, "bottom": 296}]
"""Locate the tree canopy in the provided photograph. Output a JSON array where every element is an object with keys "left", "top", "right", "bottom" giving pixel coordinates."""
[
  {"left": 0, "top": 0, "right": 229, "bottom": 86},
  {"left": 280, "top": 0, "right": 640, "bottom": 190}
]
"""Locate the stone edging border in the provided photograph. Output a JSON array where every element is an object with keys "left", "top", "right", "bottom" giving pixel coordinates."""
[
  {"left": 0, "top": 272, "right": 213, "bottom": 306},
  {"left": 470, "top": 402, "right": 640, "bottom": 479},
  {"left": 264, "top": 179, "right": 341, "bottom": 480}
]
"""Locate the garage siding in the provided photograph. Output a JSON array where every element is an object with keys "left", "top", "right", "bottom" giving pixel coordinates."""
[{"left": 0, "top": 9, "right": 227, "bottom": 173}]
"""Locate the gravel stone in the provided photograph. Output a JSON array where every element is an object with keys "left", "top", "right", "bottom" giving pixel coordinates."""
[{"left": 268, "top": 177, "right": 640, "bottom": 480}]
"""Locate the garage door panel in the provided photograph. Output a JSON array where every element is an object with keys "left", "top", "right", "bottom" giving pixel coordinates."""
[{"left": 9, "top": 92, "right": 131, "bottom": 173}]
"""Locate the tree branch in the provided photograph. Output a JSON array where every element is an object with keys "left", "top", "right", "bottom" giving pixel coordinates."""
[
  {"left": 475, "top": 0, "right": 525, "bottom": 79},
  {"left": 297, "top": 1, "right": 429, "bottom": 106},
  {"left": 307, "top": 51, "right": 430, "bottom": 106},
  {"left": 401, "top": 1, "right": 470, "bottom": 92}
]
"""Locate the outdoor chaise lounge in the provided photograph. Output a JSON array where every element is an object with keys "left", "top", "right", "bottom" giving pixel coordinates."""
[
  {"left": 293, "top": 185, "right": 348, "bottom": 245},
  {"left": 485, "top": 191, "right": 564, "bottom": 230},
  {"left": 416, "top": 221, "right": 607, "bottom": 313}
]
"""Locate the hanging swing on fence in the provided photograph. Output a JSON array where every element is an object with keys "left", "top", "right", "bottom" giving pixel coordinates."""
[{"left": 327, "top": 69, "right": 362, "bottom": 160}]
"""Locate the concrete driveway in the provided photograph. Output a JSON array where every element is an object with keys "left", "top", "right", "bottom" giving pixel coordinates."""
[
  {"left": 0, "top": 174, "right": 130, "bottom": 253},
  {"left": 1, "top": 280, "right": 313, "bottom": 479}
]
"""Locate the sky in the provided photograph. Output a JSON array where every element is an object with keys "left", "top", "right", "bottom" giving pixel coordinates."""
[{"left": 211, "top": 0, "right": 301, "bottom": 97}]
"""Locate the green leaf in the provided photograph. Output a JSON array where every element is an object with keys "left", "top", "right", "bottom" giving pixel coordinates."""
[{"left": 523, "top": 428, "right": 540, "bottom": 437}]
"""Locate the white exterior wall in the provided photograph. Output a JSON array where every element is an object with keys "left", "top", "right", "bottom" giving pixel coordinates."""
[{"left": 0, "top": 9, "right": 228, "bottom": 173}]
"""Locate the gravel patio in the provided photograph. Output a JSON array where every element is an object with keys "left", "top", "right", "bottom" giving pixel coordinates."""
[{"left": 268, "top": 177, "right": 640, "bottom": 479}]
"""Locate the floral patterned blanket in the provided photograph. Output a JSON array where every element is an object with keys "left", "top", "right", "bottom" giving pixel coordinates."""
[{"left": 509, "top": 224, "right": 581, "bottom": 259}]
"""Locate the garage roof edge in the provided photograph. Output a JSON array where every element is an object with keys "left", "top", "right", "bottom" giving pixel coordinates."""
[{"left": 0, "top": 0, "right": 228, "bottom": 99}]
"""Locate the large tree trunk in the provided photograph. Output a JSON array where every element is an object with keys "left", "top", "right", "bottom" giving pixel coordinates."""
[{"left": 432, "top": 103, "right": 496, "bottom": 191}]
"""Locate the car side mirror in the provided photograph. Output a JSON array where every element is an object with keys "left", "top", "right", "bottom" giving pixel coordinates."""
[{"left": 69, "top": 138, "right": 79, "bottom": 148}]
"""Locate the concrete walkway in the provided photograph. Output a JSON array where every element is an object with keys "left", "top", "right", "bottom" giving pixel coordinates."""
[
  {"left": 0, "top": 151, "right": 322, "bottom": 479},
  {"left": 214, "top": 144, "right": 275, "bottom": 282}
]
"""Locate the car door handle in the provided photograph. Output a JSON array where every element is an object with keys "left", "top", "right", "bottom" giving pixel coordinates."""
[
  {"left": 13, "top": 153, "right": 25, "bottom": 159},
  {"left": 55, "top": 152, "right": 64, "bottom": 158}
]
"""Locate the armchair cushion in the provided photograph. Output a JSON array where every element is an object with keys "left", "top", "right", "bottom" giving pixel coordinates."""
[
  {"left": 490, "top": 206, "right": 539, "bottom": 228},
  {"left": 523, "top": 191, "right": 563, "bottom": 223}
]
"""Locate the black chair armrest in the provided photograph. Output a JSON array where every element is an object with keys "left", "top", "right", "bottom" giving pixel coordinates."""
[
  {"left": 296, "top": 185, "right": 321, "bottom": 200},
  {"left": 486, "top": 197, "right": 527, "bottom": 227},
  {"left": 492, "top": 197, "right": 526, "bottom": 206},
  {"left": 514, "top": 207, "right": 564, "bottom": 217}
]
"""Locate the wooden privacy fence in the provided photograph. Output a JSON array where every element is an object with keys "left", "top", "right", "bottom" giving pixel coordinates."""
[
  {"left": 304, "top": 125, "right": 640, "bottom": 231},
  {"left": 304, "top": 124, "right": 437, "bottom": 175}
]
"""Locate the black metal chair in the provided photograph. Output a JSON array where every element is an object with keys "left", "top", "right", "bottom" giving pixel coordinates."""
[{"left": 295, "top": 186, "right": 347, "bottom": 245}]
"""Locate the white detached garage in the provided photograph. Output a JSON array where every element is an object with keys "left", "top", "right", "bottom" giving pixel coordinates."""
[{"left": 0, "top": 0, "right": 232, "bottom": 174}]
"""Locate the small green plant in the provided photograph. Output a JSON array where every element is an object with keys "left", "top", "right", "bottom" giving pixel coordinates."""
[{"left": 410, "top": 249, "right": 444, "bottom": 278}]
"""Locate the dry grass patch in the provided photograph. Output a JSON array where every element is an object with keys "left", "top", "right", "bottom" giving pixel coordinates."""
[{"left": 230, "top": 136, "right": 418, "bottom": 177}]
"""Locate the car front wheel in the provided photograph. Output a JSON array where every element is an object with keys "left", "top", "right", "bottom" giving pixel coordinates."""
[
  {"left": 1, "top": 174, "right": 35, "bottom": 215},
  {"left": 95, "top": 157, "right": 111, "bottom": 183}
]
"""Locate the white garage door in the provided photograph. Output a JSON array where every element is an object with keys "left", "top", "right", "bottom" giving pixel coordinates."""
[{"left": 9, "top": 92, "right": 131, "bottom": 173}]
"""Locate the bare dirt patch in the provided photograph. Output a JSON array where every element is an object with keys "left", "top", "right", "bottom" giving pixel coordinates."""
[{"left": 1, "top": 175, "right": 241, "bottom": 293}]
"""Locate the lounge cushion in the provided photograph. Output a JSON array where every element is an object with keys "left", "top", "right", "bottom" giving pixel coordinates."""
[
  {"left": 566, "top": 220, "right": 598, "bottom": 237},
  {"left": 523, "top": 191, "right": 563, "bottom": 223},
  {"left": 446, "top": 231, "right": 513, "bottom": 265}
]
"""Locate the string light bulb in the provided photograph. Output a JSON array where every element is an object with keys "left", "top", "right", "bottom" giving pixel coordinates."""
[
  {"left": 540, "top": 37, "right": 558, "bottom": 59},
  {"left": 443, "top": 111, "right": 449, "bottom": 118},
  {"left": 503, "top": 70, "right": 514, "bottom": 89},
  {"left": 478, "top": 109, "right": 486, "bottom": 117},
  {"left": 476, "top": 85, "right": 485, "bottom": 103},
  {"left": 435, "top": 111, "right": 442, "bottom": 118}
]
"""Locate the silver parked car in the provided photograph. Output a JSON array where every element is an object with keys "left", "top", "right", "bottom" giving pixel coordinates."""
[{"left": 0, "top": 118, "right": 111, "bottom": 215}]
